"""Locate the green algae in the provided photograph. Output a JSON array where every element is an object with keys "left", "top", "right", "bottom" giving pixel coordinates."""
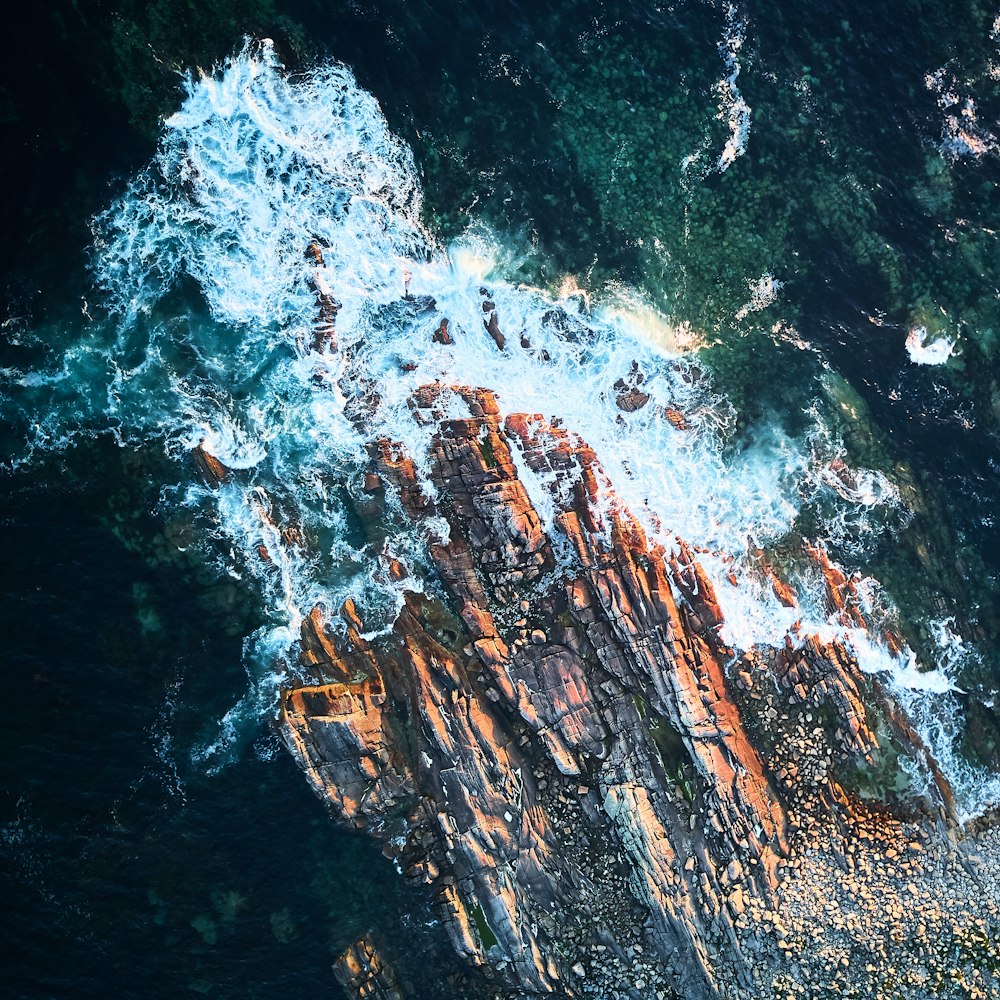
[
  {"left": 475, "top": 432, "right": 498, "bottom": 470},
  {"left": 469, "top": 902, "right": 499, "bottom": 952}
]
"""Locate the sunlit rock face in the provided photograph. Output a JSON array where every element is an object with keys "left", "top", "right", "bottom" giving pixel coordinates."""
[{"left": 261, "top": 322, "right": 984, "bottom": 997}]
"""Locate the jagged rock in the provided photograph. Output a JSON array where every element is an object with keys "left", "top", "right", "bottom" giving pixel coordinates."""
[
  {"left": 305, "top": 241, "right": 341, "bottom": 352},
  {"left": 662, "top": 406, "right": 690, "bottom": 430},
  {"left": 192, "top": 441, "right": 230, "bottom": 488},
  {"left": 769, "top": 570, "right": 798, "bottom": 608},
  {"left": 278, "top": 381, "right": 960, "bottom": 999},
  {"left": 432, "top": 318, "right": 454, "bottom": 345},
  {"left": 614, "top": 361, "right": 651, "bottom": 411},
  {"left": 769, "top": 635, "right": 877, "bottom": 759},
  {"left": 616, "top": 387, "right": 651, "bottom": 411},
  {"left": 333, "top": 933, "right": 406, "bottom": 1000},
  {"left": 483, "top": 310, "right": 507, "bottom": 351}
]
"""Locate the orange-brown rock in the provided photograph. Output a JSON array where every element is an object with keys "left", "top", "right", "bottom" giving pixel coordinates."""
[
  {"left": 662, "top": 406, "right": 690, "bottom": 430},
  {"left": 806, "top": 540, "right": 867, "bottom": 629},
  {"left": 333, "top": 933, "right": 406, "bottom": 1000},
  {"left": 192, "top": 441, "right": 230, "bottom": 488},
  {"left": 280, "top": 383, "right": 956, "bottom": 999},
  {"left": 771, "top": 634, "right": 878, "bottom": 759},
  {"left": 432, "top": 318, "right": 454, "bottom": 345},
  {"left": 769, "top": 570, "right": 798, "bottom": 608}
]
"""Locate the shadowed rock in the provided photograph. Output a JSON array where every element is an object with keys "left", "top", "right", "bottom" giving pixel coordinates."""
[
  {"left": 306, "top": 241, "right": 341, "bottom": 352},
  {"left": 432, "top": 318, "right": 454, "bottom": 345}
]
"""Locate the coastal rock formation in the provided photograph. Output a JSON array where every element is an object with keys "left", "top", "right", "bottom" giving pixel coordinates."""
[
  {"left": 268, "top": 360, "right": 983, "bottom": 997},
  {"left": 183, "top": 277, "right": 996, "bottom": 996},
  {"left": 305, "top": 241, "right": 341, "bottom": 353},
  {"left": 333, "top": 934, "right": 406, "bottom": 1000},
  {"left": 176, "top": 276, "right": 993, "bottom": 998}
]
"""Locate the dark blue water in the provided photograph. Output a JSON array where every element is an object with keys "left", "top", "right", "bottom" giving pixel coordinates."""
[
  {"left": 2, "top": 1, "right": 1000, "bottom": 995},
  {"left": 0, "top": 455, "right": 461, "bottom": 998}
]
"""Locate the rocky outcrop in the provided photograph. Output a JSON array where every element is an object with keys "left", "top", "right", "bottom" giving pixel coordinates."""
[
  {"left": 192, "top": 441, "right": 230, "bottom": 488},
  {"left": 305, "top": 241, "right": 341, "bottom": 353},
  {"left": 614, "top": 360, "right": 651, "bottom": 411},
  {"left": 273, "top": 370, "right": 963, "bottom": 999},
  {"left": 333, "top": 934, "right": 406, "bottom": 1000}
]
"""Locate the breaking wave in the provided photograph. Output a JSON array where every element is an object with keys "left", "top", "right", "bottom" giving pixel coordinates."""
[
  {"left": 714, "top": 2, "right": 752, "bottom": 171},
  {"left": 5, "top": 40, "right": 995, "bottom": 811}
]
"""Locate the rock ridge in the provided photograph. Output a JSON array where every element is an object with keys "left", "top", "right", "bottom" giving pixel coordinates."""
[{"left": 268, "top": 375, "right": 987, "bottom": 998}]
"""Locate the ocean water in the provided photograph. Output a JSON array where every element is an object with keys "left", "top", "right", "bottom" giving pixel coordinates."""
[{"left": 2, "top": 2, "right": 1000, "bottom": 996}]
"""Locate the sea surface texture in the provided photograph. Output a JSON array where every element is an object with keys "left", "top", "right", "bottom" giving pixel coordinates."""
[{"left": 1, "top": 2, "right": 999, "bottom": 998}]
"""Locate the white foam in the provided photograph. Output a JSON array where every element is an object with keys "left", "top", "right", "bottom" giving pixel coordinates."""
[
  {"left": 85, "top": 41, "right": 824, "bottom": 757},
  {"left": 714, "top": 4, "right": 752, "bottom": 172},
  {"left": 8, "top": 42, "right": 991, "bottom": 809},
  {"left": 93, "top": 39, "right": 427, "bottom": 333},
  {"left": 905, "top": 324, "right": 956, "bottom": 365},
  {"left": 735, "top": 273, "right": 783, "bottom": 322},
  {"left": 890, "top": 619, "right": 1000, "bottom": 818},
  {"left": 799, "top": 401, "right": 911, "bottom": 558},
  {"left": 925, "top": 65, "right": 999, "bottom": 161}
]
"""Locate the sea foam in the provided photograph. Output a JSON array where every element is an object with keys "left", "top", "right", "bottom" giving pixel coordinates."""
[{"left": 10, "top": 40, "right": 994, "bottom": 810}]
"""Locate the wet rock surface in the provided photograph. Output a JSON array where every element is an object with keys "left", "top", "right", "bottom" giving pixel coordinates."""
[
  {"left": 264, "top": 361, "right": 1000, "bottom": 998},
  {"left": 183, "top": 280, "right": 999, "bottom": 998},
  {"left": 333, "top": 934, "right": 407, "bottom": 1000}
]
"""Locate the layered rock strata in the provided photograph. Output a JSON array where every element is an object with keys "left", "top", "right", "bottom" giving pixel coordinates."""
[
  {"left": 333, "top": 934, "right": 406, "bottom": 1000},
  {"left": 268, "top": 368, "right": 980, "bottom": 998},
  {"left": 184, "top": 279, "right": 994, "bottom": 997}
]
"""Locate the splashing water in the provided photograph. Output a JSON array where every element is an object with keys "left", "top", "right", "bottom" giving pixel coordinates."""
[
  {"left": 714, "top": 3, "right": 752, "bottom": 172},
  {"left": 5, "top": 40, "right": 995, "bottom": 810},
  {"left": 679, "top": 2, "right": 752, "bottom": 176},
  {"left": 905, "top": 324, "right": 957, "bottom": 365}
]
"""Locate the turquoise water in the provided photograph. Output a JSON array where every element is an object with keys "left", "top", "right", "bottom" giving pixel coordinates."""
[{"left": 2, "top": 2, "right": 1000, "bottom": 996}]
